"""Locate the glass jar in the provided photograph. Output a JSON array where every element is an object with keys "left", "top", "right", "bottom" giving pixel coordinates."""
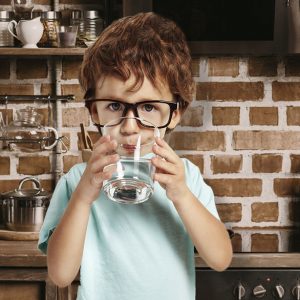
[
  {"left": 70, "top": 10, "right": 85, "bottom": 46},
  {"left": 41, "top": 11, "right": 61, "bottom": 47},
  {"left": 82, "top": 10, "right": 104, "bottom": 46},
  {"left": 0, "top": 11, "right": 14, "bottom": 47},
  {"left": 3, "top": 106, "right": 58, "bottom": 152}
]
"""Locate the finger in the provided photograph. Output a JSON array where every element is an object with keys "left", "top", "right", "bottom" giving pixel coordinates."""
[
  {"left": 90, "top": 153, "right": 119, "bottom": 173},
  {"left": 93, "top": 134, "right": 110, "bottom": 148},
  {"left": 151, "top": 156, "right": 178, "bottom": 175},
  {"left": 153, "top": 172, "right": 175, "bottom": 186},
  {"left": 91, "top": 139, "right": 118, "bottom": 160},
  {"left": 153, "top": 142, "right": 178, "bottom": 164},
  {"left": 92, "top": 168, "right": 115, "bottom": 187}
]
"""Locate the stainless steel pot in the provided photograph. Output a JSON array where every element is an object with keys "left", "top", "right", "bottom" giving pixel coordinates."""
[{"left": 1, "top": 177, "right": 51, "bottom": 232}]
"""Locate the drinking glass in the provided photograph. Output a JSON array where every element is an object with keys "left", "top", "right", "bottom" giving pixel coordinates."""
[
  {"left": 56, "top": 25, "right": 78, "bottom": 47},
  {"left": 102, "top": 117, "right": 160, "bottom": 204}
]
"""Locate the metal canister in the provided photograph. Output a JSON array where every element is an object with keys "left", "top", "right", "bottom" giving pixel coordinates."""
[
  {"left": 0, "top": 11, "right": 14, "bottom": 47},
  {"left": 82, "top": 10, "right": 104, "bottom": 45},
  {"left": 41, "top": 11, "right": 61, "bottom": 47}
]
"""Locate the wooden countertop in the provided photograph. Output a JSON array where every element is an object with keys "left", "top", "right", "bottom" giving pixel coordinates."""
[{"left": 1, "top": 240, "right": 300, "bottom": 268}]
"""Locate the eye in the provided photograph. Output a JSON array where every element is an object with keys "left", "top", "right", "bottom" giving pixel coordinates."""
[
  {"left": 107, "top": 102, "right": 123, "bottom": 112},
  {"left": 142, "top": 103, "right": 155, "bottom": 112}
]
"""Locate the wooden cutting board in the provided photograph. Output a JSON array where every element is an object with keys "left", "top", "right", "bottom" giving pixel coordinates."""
[{"left": 0, "top": 229, "right": 39, "bottom": 241}]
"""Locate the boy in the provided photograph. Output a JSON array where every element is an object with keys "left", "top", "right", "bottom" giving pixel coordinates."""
[{"left": 38, "top": 12, "right": 232, "bottom": 300}]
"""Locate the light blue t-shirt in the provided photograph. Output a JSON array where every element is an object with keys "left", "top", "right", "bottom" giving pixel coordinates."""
[{"left": 38, "top": 158, "right": 220, "bottom": 300}]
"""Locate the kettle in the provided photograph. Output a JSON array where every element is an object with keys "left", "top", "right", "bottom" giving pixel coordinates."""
[{"left": 2, "top": 106, "right": 58, "bottom": 152}]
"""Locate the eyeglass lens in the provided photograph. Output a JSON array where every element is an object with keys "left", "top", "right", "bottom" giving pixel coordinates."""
[{"left": 95, "top": 101, "right": 174, "bottom": 127}]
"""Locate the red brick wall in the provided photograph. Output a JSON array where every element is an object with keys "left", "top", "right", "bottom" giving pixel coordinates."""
[{"left": 1, "top": 4, "right": 300, "bottom": 251}]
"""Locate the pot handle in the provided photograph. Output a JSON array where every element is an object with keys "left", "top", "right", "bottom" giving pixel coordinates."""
[
  {"left": 43, "top": 127, "right": 59, "bottom": 150},
  {"left": 17, "top": 176, "right": 41, "bottom": 192}
]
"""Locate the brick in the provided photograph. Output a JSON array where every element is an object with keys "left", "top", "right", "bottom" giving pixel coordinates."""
[
  {"left": 231, "top": 233, "right": 242, "bottom": 252},
  {"left": 41, "top": 83, "right": 55, "bottom": 95},
  {"left": 233, "top": 131, "right": 300, "bottom": 150},
  {"left": 251, "top": 202, "right": 279, "bottom": 222},
  {"left": 35, "top": 0, "right": 51, "bottom": 3},
  {"left": 274, "top": 178, "right": 300, "bottom": 196},
  {"left": 180, "top": 105, "right": 203, "bottom": 127},
  {"left": 61, "top": 84, "right": 84, "bottom": 102},
  {"left": 248, "top": 56, "right": 277, "bottom": 76},
  {"left": 169, "top": 131, "right": 225, "bottom": 151},
  {"left": 285, "top": 56, "right": 300, "bottom": 76},
  {"left": 273, "top": 82, "right": 300, "bottom": 101},
  {"left": 0, "top": 59, "right": 10, "bottom": 79},
  {"left": 0, "top": 0, "right": 11, "bottom": 4},
  {"left": 290, "top": 154, "right": 300, "bottom": 173},
  {"left": 251, "top": 234, "right": 278, "bottom": 252},
  {"left": 62, "top": 57, "right": 82, "bottom": 80},
  {"left": 180, "top": 155, "right": 204, "bottom": 174},
  {"left": 288, "top": 231, "right": 300, "bottom": 251},
  {"left": 63, "top": 155, "right": 82, "bottom": 173},
  {"left": 191, "top": 58, "right": 200, "bottom": 77},
  {"left": 217, "top": 203, "right": 242, "bottom": 222},
  {"left": 212, "top": 107, "right": 240, "bottom": 125},
  {"left": 0, "top": 84, "right": 33, "bottom": 95},
  {"left": 0, "top": 157, "right": 10, "bottom": 175},
  {"left": 211, "top": 155, "right": 242, "bottom": 174},
  {"left": 196, "top": 82, "right": 264, "bottom": 101},
  {"left": 252, "top": 154, "right": 282, "bottom": 173},
  {"left": 18, "top": 156, "right": 51, "bottom": 175},
  {"left": 205, "top": 179, "right": 262, "bottom": 197},
  {"left": 62, "top": 108, "right": 90, "bottom": 127},
  {"left": 208, "top": 57, "right": 239, "bottom": 77},
  {"left": 249, "top": 107, "right": 278, "bottom": 125},
  {"left": 289, "top": 202, "right": 300, "bottom": 222},
  {"left": 16, "top": 59, "right": 48, "bottom": 79},
  {"left": 287, "top": 107, "right": 300, "bottom": 125}
]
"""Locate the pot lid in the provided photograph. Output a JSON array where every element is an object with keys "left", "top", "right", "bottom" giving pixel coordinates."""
[{"left": 2, "top": 177, "right": 51, "bottom": 199}]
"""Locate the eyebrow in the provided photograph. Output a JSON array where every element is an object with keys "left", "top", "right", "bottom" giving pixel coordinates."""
[{"left": 95, "top": 97, "right": 165, "bottom": 102}]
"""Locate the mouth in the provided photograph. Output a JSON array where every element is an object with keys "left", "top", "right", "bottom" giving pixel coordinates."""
[{"left": 122, "top": 144, "right": 138, "bottom": 151}]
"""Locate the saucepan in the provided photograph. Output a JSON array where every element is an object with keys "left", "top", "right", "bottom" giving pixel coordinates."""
[{"left": 1, "top": 177, "right": 51, "bottom": 232}]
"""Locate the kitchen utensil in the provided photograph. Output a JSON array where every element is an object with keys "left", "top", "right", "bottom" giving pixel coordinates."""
[
  {"left": 80, "top": 123, "right": 93, "bottom": 150},
  {"left": 1, "top": 177, "right": 51, "bottom": 232},
  {"left": 7, "top": 16, "right": 43, "bottom": 48},
  {"left": 2, "top": 106, "right": 58, "bottom": 152}
]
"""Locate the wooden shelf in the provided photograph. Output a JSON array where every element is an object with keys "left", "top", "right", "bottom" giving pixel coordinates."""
[{"left": 0, "top": 47, "right": 86, "bottom": 56}]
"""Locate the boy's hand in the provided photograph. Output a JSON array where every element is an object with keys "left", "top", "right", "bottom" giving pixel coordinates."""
[
  {"left": 76, "top": 135, "right": 119, "bottom": 205},
  {"left": 151, "top": 137, "right": 189, "bottom": 203}
]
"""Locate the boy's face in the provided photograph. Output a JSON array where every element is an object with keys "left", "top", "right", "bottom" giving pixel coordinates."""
[{"left": 90, "top": 74, "right": 181, "bottom": 143}]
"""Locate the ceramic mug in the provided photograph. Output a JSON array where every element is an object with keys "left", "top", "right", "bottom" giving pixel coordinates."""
[{"left": 7, "top": 16, "right": 43, "bottom": 48}]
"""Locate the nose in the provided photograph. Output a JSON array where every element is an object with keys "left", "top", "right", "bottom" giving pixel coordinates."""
[{"left": 120, "top": 117, "right": 139, "bottom": 135}]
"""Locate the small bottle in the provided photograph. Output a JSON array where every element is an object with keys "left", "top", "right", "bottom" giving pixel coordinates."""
[{"left": 82, "top": 10, "right": 104, "bottom": 46}]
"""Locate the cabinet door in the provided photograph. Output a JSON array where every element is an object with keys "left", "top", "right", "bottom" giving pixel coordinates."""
[{"left": 57, "top": 281, "right": 79, "bottom": 300}]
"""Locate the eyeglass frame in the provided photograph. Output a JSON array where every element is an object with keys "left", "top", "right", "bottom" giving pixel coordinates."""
[{"left": 85, "top": 99, "right": 179, "bottom": 129}]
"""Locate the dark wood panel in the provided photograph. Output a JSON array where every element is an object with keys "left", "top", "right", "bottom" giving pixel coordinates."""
[
  {"left": 0, "top": 282, "right": 44, "bottom": 300},
  {"left": 0, "top": 268, "right": 48, "bottom": 281}
]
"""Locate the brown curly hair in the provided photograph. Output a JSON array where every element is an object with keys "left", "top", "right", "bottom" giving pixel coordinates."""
[{"left": 79, "top": 12, "right": 194, "bottom": 112}]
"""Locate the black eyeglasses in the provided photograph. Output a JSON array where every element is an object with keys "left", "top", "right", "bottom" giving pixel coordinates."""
[{"left": 85, "top": 99, "right": 178, "bottom": 129}]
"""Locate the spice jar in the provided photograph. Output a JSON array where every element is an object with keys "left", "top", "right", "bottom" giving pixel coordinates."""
[
  {"left": 82, "top": 10, "right": 104, "bottom": 46},
  {"left": 0, "top": 11, "right": 14, "bottom": 47},
  {"left": 41, "top": 11, "right": 61, "bottom": 47}
]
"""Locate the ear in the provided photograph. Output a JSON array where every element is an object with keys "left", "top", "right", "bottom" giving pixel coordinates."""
[
  {"left": 167, "top": 108, "right": 181, "bottom": 130},
  {"left": 90, "top": 102, "right": 100, "bottom": 124}
]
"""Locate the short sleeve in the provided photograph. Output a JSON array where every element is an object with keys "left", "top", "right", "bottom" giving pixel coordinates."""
[
  {"left": 38, "top": 175, "right": 71, "bottom": 254},
  {"left": 183, "top": 159, "right": 220, "bottom": 220}
]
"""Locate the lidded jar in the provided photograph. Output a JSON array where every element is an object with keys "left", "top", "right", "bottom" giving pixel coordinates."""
[
  {"left": 3, "top": 106, "right": 58, "bottom": 152},
  {"left": 41, "top": 11, "right": 61, "bottom": 47},
  {"left": 82, "top": 10, "right": 104, "bottom": 46},
  {"left": 0, "top": 11, "right": 14, "bottom": 46}
]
